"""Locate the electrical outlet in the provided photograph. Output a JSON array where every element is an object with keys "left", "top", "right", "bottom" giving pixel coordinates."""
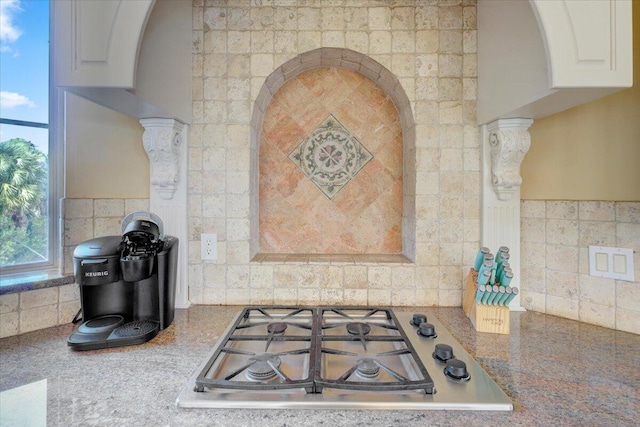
[{"left": 201, "top": 233, "right": 217, "bottom": 260}]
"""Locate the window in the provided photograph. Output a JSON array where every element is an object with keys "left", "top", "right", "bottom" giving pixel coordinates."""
[{"left": 0, "top": 0, "right": 58, "bottom": 274}]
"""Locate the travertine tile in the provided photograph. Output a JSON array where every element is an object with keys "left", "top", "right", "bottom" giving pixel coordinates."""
[
  {"left": 521, "top": 266, "right": 546, "bottom": 293},
  {"left": 0, "top": 312, "right": 19, "bottom": 338},
  {"left": 20, "top": 288, "right": 58, "bottom": 309},
  {"left": 94, "top": 199, "right": 124, "bottom": 218},
  {"left": 615, "top": 202, "right": 640, "bottom": 223},
  {"left": 578, "top": 221, "right": 616, "bottom": 247},
  {"left": 368, "top": 266, "right": 391, "bottom": 289},
  {"left": 297, "top": 288, "right": 320, "bottom": 304},
  {"left": 298, "top": 265, "right": 322, "bottom": 288},
  {"left": 546, "top": 295, "right": 579, "bottom": 320},
  {"left": 273, "top": 288, "right": 297, "bottom": 305},
  {"left": 546, "top": 219, "right": 579, "bottom": 246},
  {"left": 64, "top": 199, "right": 93, "bottom": 219},
  {"left": 579, "top": 300, "right": 615, "bottom": 329},
  {"left": 521, "top": 242, "right": 546, "bottom": 268},
  {"left": 616, "top": 222, "right": 640, "bottom": 249},
  {"left": 391, "top": 289, "right": 416, "bottom": 306},
  {"left": 20, "top": 304, "right": 58, "bottom": 333},
  {"left": 64, "top": 218, "right": 93, "bottom": 246},
  {"left": 367, "top": 289, "right": 391, "bottom": 305},
  {"left": 343, "top": 289, "right": 368, "bottom": 305},
  {"left": 0, "top": 294, "right": 19, "bottom": 314},
  {"left": 227, "top": 265, "right": 250, "bottom": 289},
  {"left": 249, "top": 264, "right": 273, "bottom": 288},
  {"left": 439, "top": 266, "right": 462, "bottom": 289},
  {"left": 94, "top": 217, "right": 121, "bottom": 237},
  {"left": 579, "top": 201, "right": 615, "bottom": 221},
  {"left": 521, "top": 200, "right": 546, "bottom": 219},
  {"left": 59, "top": 300, "right": 80, "bottom": 324},
  {"left": 124, "top": 199, "right": 149, "bottom": 214},
  {"left": 59, "top": 284, "right": 80, "bottom": 303},
  {"left": 521, "top": 290, "right": 545, "bottom": 313},
  {"left": 204, "top": 264, "right": 226, "bottom": 288},
  {"left": 415, "top": 289, "right": 439, "bottom": 306},
  {"left": 546, "top": 270, "right": 578, "bottom": 299},
  {"left": 343, "top": 266, "right": 367, "bottom": 289},
  {"left": 321, "top": 266, "right": 343, "bottom": 289},
  {"left": 546, "top": 201, "right": 578, "bottom": 219},
  {"left": 226, "top": 289, "right": 249, "bottom": 305},
  {"left": 615, "top": 307, "right": 640, "bottom": 335},
  {"left": 391, "top": 266, "right": 415, "bottom": 289},
  {"left": 202, "top": 287, "right": 226, "bottom": 304},
  {"left": 616, "top": 281, "right": 640, "bottom": 312},
  {"left": 546, "top": 244, "right": 578, "bottom": 272},
  {"left": 521, "top": 218, "right": 546, "bottom": 243},
  {"left": 579, "top": 274, "right": 615, "bottom": 307},
  {"left": 438, "top": 289, "right": 462, "bottom": 306}
]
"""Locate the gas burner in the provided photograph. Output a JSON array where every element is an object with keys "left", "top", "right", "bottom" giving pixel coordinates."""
[
  {"left": 346, "top": 322, "right": 371, "bottom": 335},
  {"left": 246, "top": 353, "right": 281, "bottom": 381},
  {"left": 444, "top": 359, "right": 471, "bottom": 382},
  {"left": 355, "top": 358, "right": 380, "bottom": 379},
  {"left": 267, "top": 322, "right": 287, "bottom": 334}
]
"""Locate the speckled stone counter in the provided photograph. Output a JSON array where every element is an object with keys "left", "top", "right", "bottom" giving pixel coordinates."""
[{"left": 1, "top": 306, "right": 638, "bottom": 426}]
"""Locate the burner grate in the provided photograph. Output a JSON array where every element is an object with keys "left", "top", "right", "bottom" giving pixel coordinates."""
[{"left": 194, "top": 306, "right": 435, "bottom": 395}]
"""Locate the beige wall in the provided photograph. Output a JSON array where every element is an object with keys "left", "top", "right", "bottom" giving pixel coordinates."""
[
  {"left": 65, "top": 93, "right": 149, "bottom": 199},
  {"left": 521, "top": 4, "right": 640, "bottom": 202}
]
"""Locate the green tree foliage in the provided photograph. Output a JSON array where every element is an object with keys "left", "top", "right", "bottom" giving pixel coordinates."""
[{"left": 0, "top": 138, "right": 48, "bottom": 266}]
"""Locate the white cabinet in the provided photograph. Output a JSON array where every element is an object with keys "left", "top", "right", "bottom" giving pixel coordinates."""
[
  {"left": 478, "top": 0, "right": 633, "bottom": 124},
  {"left": 54, "top": 0, "right": 155, "bottom": 88}
]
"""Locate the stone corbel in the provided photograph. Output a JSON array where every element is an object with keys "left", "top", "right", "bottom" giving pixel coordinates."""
[
  {"left": 486, "top": 118, "right": 534, "bottom": 201},
  {"left": 140, "top": 118, "right": 185, "bottom": 200}
]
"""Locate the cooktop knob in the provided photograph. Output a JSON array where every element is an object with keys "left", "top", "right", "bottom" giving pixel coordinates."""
[
  {"left": 411, "top": 313, "right": 427, "bottom": 326},
  {"left": 444, "top": 359, "right": 471, "bottom": 382},
  {"left": 417, "top": 322, "right": 437, "bottom": 338},
  {"left": 432, "top": 343, "right": 454, "bottom": 362}
]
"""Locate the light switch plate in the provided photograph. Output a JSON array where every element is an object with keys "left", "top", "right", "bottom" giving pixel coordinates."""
[{"left": 589, "top": 246, "right": 634, "bottom": 281}]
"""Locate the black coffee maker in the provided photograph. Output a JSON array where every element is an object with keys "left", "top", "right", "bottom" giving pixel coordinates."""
[{"left": 67, "top": 211, "right": 178, "bottom": 351}]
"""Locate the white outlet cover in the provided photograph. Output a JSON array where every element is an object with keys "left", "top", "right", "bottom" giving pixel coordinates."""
[
  {"left": 589, "top": 246, "right": 634, "bottom": 281},
  {"left": 201, "top": 233, "right": 217, "bottom": 260}
]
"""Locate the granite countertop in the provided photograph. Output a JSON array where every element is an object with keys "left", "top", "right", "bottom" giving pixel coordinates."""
[{"left": 1, "top": 306, "right": 638, "bottom": 426}]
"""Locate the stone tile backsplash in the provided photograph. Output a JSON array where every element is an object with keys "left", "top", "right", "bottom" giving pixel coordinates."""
[
  {"left": 520, "top": 200, "right": 640, "bottom": 335},
  {"left": 188, "top": 0, "right": 481, "bottom": 308}
]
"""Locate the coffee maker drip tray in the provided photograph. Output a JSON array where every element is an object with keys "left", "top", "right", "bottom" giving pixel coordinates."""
[{"left": 68, "top": 316, "right": 159, "bottom": 351}]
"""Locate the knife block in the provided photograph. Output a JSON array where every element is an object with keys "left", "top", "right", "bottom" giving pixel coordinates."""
[{"left": 462, "top": 269, "right": 510, "bottom": 335}]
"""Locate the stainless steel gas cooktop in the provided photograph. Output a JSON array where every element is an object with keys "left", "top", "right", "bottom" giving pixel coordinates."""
[{"left": 176, "top": 306, "right": 513, "bottom": 411}]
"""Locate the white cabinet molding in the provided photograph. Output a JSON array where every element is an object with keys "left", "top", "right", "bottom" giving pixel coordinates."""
[
  {"left": 54, "top": 0, "right": 155, "bottom": 88},
  {"left": 478, "top": 0, "right": 633, "bottom": 124},
  {"left": 487, "top": 119, "right": 534, "bottom": 201},
  {"left": 481, "top": 119, "right": 534, "bottom": 312},
  {"left": 140, "top": 118, "right": 190, "bottom": 309},
  {"left": 141, "top": 119, "right": 184, "bottom": 200}
]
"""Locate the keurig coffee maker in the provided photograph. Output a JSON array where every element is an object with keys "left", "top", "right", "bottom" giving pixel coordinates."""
[{"left": 67, "top": 211, "right": 178, "bottom": 351}]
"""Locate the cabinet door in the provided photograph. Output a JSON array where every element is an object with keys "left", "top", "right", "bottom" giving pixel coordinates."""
[{"left": 54, "top": 0, "right": 155, "bottom": 88}]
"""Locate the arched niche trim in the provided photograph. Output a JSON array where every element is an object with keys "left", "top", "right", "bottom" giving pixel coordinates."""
[{"left": 249, "top": 48, "right": 417, "bottom": 261}]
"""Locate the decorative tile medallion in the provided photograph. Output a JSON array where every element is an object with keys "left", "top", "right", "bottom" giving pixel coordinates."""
[{"left": 288, "top": 115, "right": 373, "bottom": 199}]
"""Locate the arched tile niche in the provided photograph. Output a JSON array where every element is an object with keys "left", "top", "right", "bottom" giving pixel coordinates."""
[{"left": 249, "top": 48, "right": 416, "bottom": 262}]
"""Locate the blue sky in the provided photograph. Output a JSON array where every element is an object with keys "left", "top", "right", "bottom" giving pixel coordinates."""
[{"left": 0, "top": 0, "right": 49, "bottom": 153}]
